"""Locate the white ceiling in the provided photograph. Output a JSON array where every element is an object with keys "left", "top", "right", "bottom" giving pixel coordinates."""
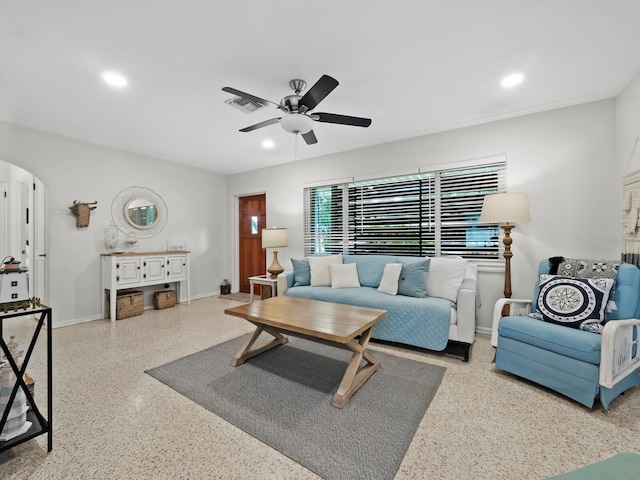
[{"left": 1, "top": 1, "right": 640, "bottom": 175}]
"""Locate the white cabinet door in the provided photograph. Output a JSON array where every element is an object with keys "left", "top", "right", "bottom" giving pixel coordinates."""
[
  {"left": 117, "top": 258, "right": 141, "bottom": 285},
  {"left": 143, "top": 256, "right": 166, "bottom": 283},
  {"left": 166, "top": 255, "right": 187, "bottom": 281}
]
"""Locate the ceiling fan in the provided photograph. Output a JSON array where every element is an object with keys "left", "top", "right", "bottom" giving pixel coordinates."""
[{"left": 222, "top": 74, "right": 371, "bottom": 145}]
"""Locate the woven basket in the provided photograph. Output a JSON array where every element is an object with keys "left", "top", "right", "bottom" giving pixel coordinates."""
[
  {"left": 154, "top": 290, "right": 176, "bottom": 310},
  {"left": 108, "top": 290, "right": 144, "bottom": 320}
]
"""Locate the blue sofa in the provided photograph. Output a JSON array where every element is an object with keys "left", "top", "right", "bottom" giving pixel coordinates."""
[
  {"left": 491, "top": 259, "right": 640, "bottom": 409},
  {"left": 277, "top": 254, "right": 479, "bottom": 361}
]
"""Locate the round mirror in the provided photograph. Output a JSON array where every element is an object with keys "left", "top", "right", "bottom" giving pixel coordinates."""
[
  {"left": 111, "top": 186, "right": 167, "bottom": 239},
  {"left": 124, "top": 197, "right": 158, "bottom": 229}
]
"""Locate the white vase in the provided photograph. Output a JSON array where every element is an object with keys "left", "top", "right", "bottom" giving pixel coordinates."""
[
  {"left": 125, "top": 234, "right": 138, "bottom": 252},
  {"left": 104, "top": 222, "right": 119, "bottom": 252}
]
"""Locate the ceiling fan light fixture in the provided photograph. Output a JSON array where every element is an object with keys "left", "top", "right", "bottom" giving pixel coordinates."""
[{"left": 280, "top": 113, "right": 313, "bottom": 134}]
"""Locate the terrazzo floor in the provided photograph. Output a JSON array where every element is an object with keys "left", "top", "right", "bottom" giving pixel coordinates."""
[{"left": 1, "top": 296, "right": 639, "bottom": 479}]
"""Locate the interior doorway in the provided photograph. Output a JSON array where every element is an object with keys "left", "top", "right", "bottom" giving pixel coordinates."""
[
  {"left": 238, "top": 194, "right": 266, "bottom": 294},
  {"left": 0, "top": 161, "right": 48, "bottom": 303}
]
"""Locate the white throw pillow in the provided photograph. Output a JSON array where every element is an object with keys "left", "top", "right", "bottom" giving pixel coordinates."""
[
  {"left": 309, "top": 254, "right": 343, "bottom": 286},
  {"left": 427, "top": 257, "right": 468, "bottom": 302},
  {"left": 330, "top": 263, "right": 361, "bottom": 288},
  {"left": 377, "top": 263, "right": 402, "bottom": 295}
]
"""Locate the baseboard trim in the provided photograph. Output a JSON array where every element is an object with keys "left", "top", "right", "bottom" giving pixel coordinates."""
[
  {"left": 53, "top": 292, "right": 220, "bottom": 329},
  {"left": 53, "top": 314, "right": 103, "bottom": 329}
]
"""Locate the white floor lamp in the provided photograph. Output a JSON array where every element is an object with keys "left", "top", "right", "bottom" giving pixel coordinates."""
[{"left": 481, "top": 192, "right": 531, "bottom": 315}]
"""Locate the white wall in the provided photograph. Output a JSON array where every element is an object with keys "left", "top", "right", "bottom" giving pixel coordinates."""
[
  {"left": 0, "top": 121, "right": 227, "bottom": 327},
  {"left": 617, "top": 71, "right": 640, "bottom": 177},
  {"left": 227, "top": 100, "right": 620, "bottom": 333},
  {"left": 0, "top": 95, "right": 625, "bottom": 331}
]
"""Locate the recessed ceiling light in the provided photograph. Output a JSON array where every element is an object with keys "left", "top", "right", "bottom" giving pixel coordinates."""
[
  {"left": 262, "top": 140, "right": 275, "bottom": 149},
  {"left": 102, "top": 71, "right": 128, "bottom": 88},
  {"left": 501, "top": 73, "right": 524, "bottom": 88}
]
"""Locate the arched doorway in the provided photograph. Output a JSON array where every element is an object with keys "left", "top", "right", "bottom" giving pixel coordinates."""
[{"left": 0, "top": 160, "right": 48, "bottom": 303}]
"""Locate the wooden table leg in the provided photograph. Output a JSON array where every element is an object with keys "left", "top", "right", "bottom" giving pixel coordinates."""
[
  {"left": 332, "top": 325, "right": 380, "bottom": 408},
  {"left": 231, "top": 323, "right": 288, "bottom": 366}
]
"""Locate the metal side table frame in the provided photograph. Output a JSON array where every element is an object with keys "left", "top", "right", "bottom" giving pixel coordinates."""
[{"left": 0, "top": 305, "right": 52, "bottom": 453}]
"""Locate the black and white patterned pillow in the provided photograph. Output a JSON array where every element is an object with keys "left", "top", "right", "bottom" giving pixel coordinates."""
[
  {"left": 555, "top": 258, "right": 620, "bottom": 279},
  {"left": 536, "top": 275, "right": 614, "bottom": 331}
]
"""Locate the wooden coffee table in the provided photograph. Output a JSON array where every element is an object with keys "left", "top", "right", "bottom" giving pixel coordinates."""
[{"left": 224, "top": 295, "right": 387, "bottom": 408}]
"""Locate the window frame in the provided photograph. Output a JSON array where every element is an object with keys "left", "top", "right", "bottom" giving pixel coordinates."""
[{"left": 303, "top": 160, "right": 506, "bottom": 260}]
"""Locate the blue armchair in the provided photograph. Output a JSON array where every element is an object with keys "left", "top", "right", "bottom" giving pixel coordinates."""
[{"left": 491, "top": 259, "right": 640, "bottom": 409}]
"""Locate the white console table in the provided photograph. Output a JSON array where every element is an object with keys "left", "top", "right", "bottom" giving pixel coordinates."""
[{"left": 101, "top": 251, "right": 190, "bottom": 322}]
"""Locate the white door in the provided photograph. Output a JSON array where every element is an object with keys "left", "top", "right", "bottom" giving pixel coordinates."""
[
  {"left": 15, "top": 179, "right": 33, "bottom": 295},
  {"left": 0, "top": 182, "right": 7, "bottom": 261},
  {"left": 34, "top": 178, "right": 48, "bottom": 303}
]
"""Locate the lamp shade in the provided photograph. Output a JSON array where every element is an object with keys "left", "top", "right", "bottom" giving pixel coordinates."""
[
  {"left": 480, "top": 193, "right": 531, "bottom": 223},
  {"left": 262, "top": 227, "right": 288, "bottom": 248},
  {"left": 280, "top": 114, "right": 314, "bottom": 134}
]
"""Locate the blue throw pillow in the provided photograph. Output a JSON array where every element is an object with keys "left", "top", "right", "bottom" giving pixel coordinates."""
[
  {"left": 397, "top": 259, "right": 430, "bottom": 298},
  {"left": 291, "top": 258, "right": 310, "bottom": 286},
  {"left": 536, "top": 275, "right": 614, "bottom": 331}
]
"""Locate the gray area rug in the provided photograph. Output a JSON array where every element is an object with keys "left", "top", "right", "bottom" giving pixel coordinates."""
[{"left": 146, "top": 334, "right": 446, "bottom": 480}]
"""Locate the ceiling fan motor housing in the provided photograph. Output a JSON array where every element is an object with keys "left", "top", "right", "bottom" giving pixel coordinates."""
[
  {"left": 280, "top": 79, "right": 308, "bottom": 112},
  {"left": 280, "top": 94, "right": 302, "bottom": 112}
]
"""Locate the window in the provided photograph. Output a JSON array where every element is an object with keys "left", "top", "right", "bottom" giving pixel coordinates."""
[
  {"left": 304, "top": 185, "right": 344, "bottom": 254},
  {"left": 304, "top": 161, "right": 506, "bottom": 259},
  {"left": 348, "top": 174, "right": 435, "bottom": 256}
]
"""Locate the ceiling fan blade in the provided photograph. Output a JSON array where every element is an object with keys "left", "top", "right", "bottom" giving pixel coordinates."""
[
  {"left": 239, "top": 117, "right": 281, "bottom": 132},
  {"left": 314, "top": 112, "right": 372, "bottom": 127},
  {"left": 222, "top": 87, "right": 280, "bottom": 108},
  {"left": 302, "top": 130, "right": 318, "bottom": 145},
  {"left": 299, "top": 75, "right": 339, "bottom": 111}
]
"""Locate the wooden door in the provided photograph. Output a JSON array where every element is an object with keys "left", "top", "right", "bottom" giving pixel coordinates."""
[{"left": 238, "top": 194, "right": 266, "bottom": 293}]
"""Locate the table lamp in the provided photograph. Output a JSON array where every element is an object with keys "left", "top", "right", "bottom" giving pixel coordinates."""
[{"left": 262, "top": 227, "right": 288, "bottom": 278}]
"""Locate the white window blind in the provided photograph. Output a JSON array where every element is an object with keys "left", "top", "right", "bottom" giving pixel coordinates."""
[
  {"left": 439, "top": 163, "right": 506, "bottom": 258},
  {"left": 348, "top": 174, "right": 435, "bottom": 256},
  {"left": 304, "top": 161, "right": 506, "bottom": 259},
  {"left": 304, "top": 184, "right": 345, "bottom": 255}
]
